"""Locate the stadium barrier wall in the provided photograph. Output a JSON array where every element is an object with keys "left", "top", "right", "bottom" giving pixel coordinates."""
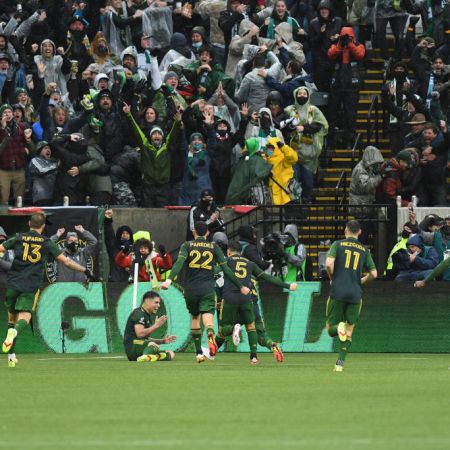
[{"left": 0, "top": 281, "right": 449, "bottom": 353}]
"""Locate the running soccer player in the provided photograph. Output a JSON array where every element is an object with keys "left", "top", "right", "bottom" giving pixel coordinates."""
[
  {"left": 124, "top": 290, "right": 176, "bottom": 362},
  {"left": 414, "top": 256, "right": 450, "bottom": 288},
  {"left": 0, "top": 213, "right": 95, "bottom": 367},
  {"left": 160, "top": 221, "right": 250, "bottom": 363},
  {"left": 325, "top": 220, "right": 377, "bottom": 372},
  {"left": 217, "top": 240, "right": 297, "bottom": 364}
]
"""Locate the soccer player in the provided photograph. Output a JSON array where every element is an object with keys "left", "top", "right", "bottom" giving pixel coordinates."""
[
  {"left": 160, "top": 221, "right": 250, "bottom": 363},
  {"left": 0, "top": 213, "right": 95, "bottom": 367},
  {"left": 325, "top": 220, "right": 377, "bottom": 372},
  {"left": 123, "top": 290, "right": 176, "bottom": 362},
  {"left": 217, "top": 240, "right": 298, "bottom": 364},
  {"left": 414, "top": 257, "right": 450, "bottom": 288}
]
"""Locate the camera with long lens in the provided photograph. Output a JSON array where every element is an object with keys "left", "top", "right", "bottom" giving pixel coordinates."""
[{"left": 261, "top": 232, "right": 291, "bottom": 275}]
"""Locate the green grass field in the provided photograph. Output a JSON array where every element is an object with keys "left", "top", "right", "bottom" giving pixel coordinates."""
[{"left": 1, "top": 353, "right": 449, "bottom": 450}]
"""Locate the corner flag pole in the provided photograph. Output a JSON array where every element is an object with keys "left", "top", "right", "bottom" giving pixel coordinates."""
[{"left": 132, "top": 261, "right": 139, "bottom": 310}]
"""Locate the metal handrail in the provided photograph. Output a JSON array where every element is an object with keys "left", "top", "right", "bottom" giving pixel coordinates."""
[
  {"left": 367, "top": 95, "right": 380, "bottom": 147},
  {"left": 351, "top": 133, "right": 361, "bottom": 168},
  {"left": 335, "top": 171, "right": 347, "bottom": 205}
]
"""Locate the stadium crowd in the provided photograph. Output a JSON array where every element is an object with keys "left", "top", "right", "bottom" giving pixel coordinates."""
[{"left": 0, "top": 0, "right": 447, "bottom": 209}]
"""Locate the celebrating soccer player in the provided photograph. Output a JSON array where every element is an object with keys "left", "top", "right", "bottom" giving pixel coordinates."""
[
  {"left": 161, "top": 221, "right": 250, "bottom": 363},
  {"left": 123, "top": 290, "right": 176, "bottom": 362},
  {"left": 1, "top": 213, "right": 96, "bottom": 367},
  {"left": 325, "top": 220, "right": 377, "bottom": 372},
  {"left": 216, "top": 240, "right": 297, "bottom": 364}
]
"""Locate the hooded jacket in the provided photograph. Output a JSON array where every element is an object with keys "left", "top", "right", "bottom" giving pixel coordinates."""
[
  {"left": 235, "top": 51, "right": 283, "bottom": 113},
  {"left": 238, "top": 225, "right": 270, "bottom": 270},
  {"left": 33, "top": 39, "right": 69, "bottom": 95},
  {"left": 328, "top": 27, "right": 365, "bottom": 91},
  {"left": 225, "top": 138, "right": 273, "bottom": 204},
  {"left": 246, "top": 106, "right": 285, "bottom": 146},
  {"left": 104, "top": 221, "right": 134, "bottom": 282},
  {"left": 349, "top": 146, "right": 384, "bottom": 207},
  {"left": 403, "top": 234, "right": 439, "bottom": 271},
  {"left": 284, "top": 86, "right": 328, "bottom": 173},
  {"left": 264, "top": 137, "right": 298, "bottom": 205},
  {"left": 283, "top": 223, "right": 307, "bottom": 281}
]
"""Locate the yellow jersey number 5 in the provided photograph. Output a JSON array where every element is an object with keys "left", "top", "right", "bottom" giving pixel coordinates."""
[{"left": 188, "top": 249, "right": 213, "bottom": 270}]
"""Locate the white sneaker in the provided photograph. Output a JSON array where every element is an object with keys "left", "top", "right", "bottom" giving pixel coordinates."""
[
  {"left": 250, "top": 357, "right": 259, "bottom": 365},
  {"left": 232, "top": 324, "right": 241, "bottom": 346},
  {"left": 201, "top": 347, "right": 215, "bottom": 361},
  {"left": 2, "top": 328, "right": 17, "bottom": 353}
]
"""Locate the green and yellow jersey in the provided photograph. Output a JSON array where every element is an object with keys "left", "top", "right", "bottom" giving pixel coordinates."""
[
  {"left": 170, "top": 237, "right": 243, "bottom": 295},
  {"left": 3, "top": 230, "right": 62, "bottom": 293},
  {"left": 123, "top": 307, "right": 154, "bottom": 354},
  {"left": 327, "top": 237, "right": 376, "bottom": 304},
  {"left": 223, "top": 255, "right": 291, "bottom": 304}
]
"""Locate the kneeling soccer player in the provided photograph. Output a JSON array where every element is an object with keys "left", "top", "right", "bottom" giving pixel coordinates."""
[
  {"left": 325, "top": 220, "right": 377, "bottom": 372},
  {"left": 123, "top": 291, "right": 176, "bottom": 362},
  {"left": 217, "top": 240, "right": 297, "bottom": 364}
]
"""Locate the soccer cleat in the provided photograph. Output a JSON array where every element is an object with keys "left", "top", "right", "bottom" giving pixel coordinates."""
[
  {"left": 8, "top": 354, "right": 18, "bottom": 368},
  {"left": 196, "top": 354, "right": 207, "bottom": 363},
  {"left": 137, "top": 354, "right": 158, "bottom": 362},
  {"left": 232, "top": 324, "right": 241, "bottom": 346},
  {"left": 337, "top": 322, "right": 347, "bottom": 342},
  {"left": 207, "top": 333, "right": 218, "bottom": 357},
  {"left": 2, "top": 328, "right": 17, "bottom": 353},
  {"left": 250, "top": 357, "right": 260, "bottom": 365},
  {"left": 271, "top": 343, "right": 284, "bottom": 362},
  {"left": 334, "top": 364, "right": 344, "bottom": 372},
  {"left": 201, "top": 347, "right": 215, "bottom": 361}
]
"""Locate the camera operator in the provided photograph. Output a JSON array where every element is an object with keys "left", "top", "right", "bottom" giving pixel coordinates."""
[
  {"left": 261, "top": 225, "right": 308, "bottom": 282},
  {"left": 327, "top": 26, "right": 365, "bottom": 149},
  {"left": 104, "top": 209, "right": 134, "bottom": 282}
]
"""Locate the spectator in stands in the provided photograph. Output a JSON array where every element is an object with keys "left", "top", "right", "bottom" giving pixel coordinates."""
[
  {"left": 179, "top": 112, "right": 216, "bottom": 206},
  {"left": 263, "top": 137, "right": 299, "bottom": 205},
  {"left": 186, "top": 189, "right": 225, "bottom": 240},
  {"left": 262, "top": 59, "right": 313, "bottom": 107},
  {"left": 51, "top": 225, "right": 98, "bottom": 282},
  {"left": 403, "top": 113, "right": 427, "bottom": 148},
  {"left": 378, "top": 150, "right": 415, "bottom": 206},
  {"left": 0, "top": 104, "right": 33, "bottom": 205},
  {"left": 284, "top": 86, "right": 328, "bottom": 203},
  {"left": 29, "top": 141, "right": 58, "bottom": 206},
  {"left": 236, "top": 51, "right": 283, "bottom": 113},
  {"left": 398, "top": 147, "right": 422, "bottom": 205},
  {"left": 327, "top": 26, "right": 365, "bottom": 149},
  {"left": 308, "top": 0, "right": 343, "bottom": 92},
  {"left": 375, "top": 0, "right": 408, "bottom": 63},
  {"left": 40, "top": 83, "right": 70, "bottom": 142},
  {"left": 0, "top": 226, "right": 13, "bottom": 284},
  {"left": 411, "top": 213, "right": 450, "bottom": 281},
  {"left": 219, "top": 0, "right": 247, "bottom": 66},
  {"left": 381, "top": 61, "right": 428, "bottom": 153},
  {"left": 259, "top": 0, "right": 301, "bottom": 39},
  {"left": 349, "top": 145, "right": 384, "bottom": 213},
  {"left": 395, "top": 234, "right": 439, "bottom": 282},
  {"left": 182, "top": 45, "right": 235, "bottom": 101},
  {"left": 417, "top": 122, "right": 449, "bottom": 206},
  {"left": 159, "top": 32, "right": 196, "bottom": 76},
  {"left": 123, "top": 103, "right": 181, "bottom": 207},
  {"left": 115, "top": 238, "right": 172, "bottom": 283},
  {"left": 104, "top": 209, "right": 135, "bottom": 282},
  {"left": 246, "top": 106, "right": 285, "bottom": 150},
  {"left": 281, "top": 224, "right": 309, "bottom": 282}
]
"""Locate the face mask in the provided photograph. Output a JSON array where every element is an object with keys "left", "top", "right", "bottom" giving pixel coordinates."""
[
  {"left": 260, "top": 116, "right": 271, "bottom": 129},
  {"left": 394, "top": 72, "right": 406, "bottom": 82},
  {"left": 97, "top": 45, "right": 108, "bottom": 54},
  {"left": 265, "top": 149, "right": 274, "bottom": 156},
  {"left": 192, "top": 42, "right": 202, "bottom": 49},
  {"left": 193, "top": 143, "right": 203, "bottom": 151},
  {"left": 151, "top": 139, "right": 162, "bottom": 148},
  {"left": 401, "top": 230, "right": 410, "bottom": 239},
  {"left": 297, "top": 96, "right": 308, "bottom": 105},
  {"left": 65, "top": 241, "right": 78, "bottom": 253},
  {"left": 217, "top": 129, "right": 227, "bottom": 136}
]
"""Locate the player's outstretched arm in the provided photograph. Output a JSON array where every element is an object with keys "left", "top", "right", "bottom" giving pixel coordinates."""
[
  {"left": 253, "top": 264, "right": 295, "bottom": 290},
  {"left": 161, "top": 244, "right": 188, "bottom": 289},
  {"left": 415, "top": 257, "right": 450, "bottom": 287}
]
